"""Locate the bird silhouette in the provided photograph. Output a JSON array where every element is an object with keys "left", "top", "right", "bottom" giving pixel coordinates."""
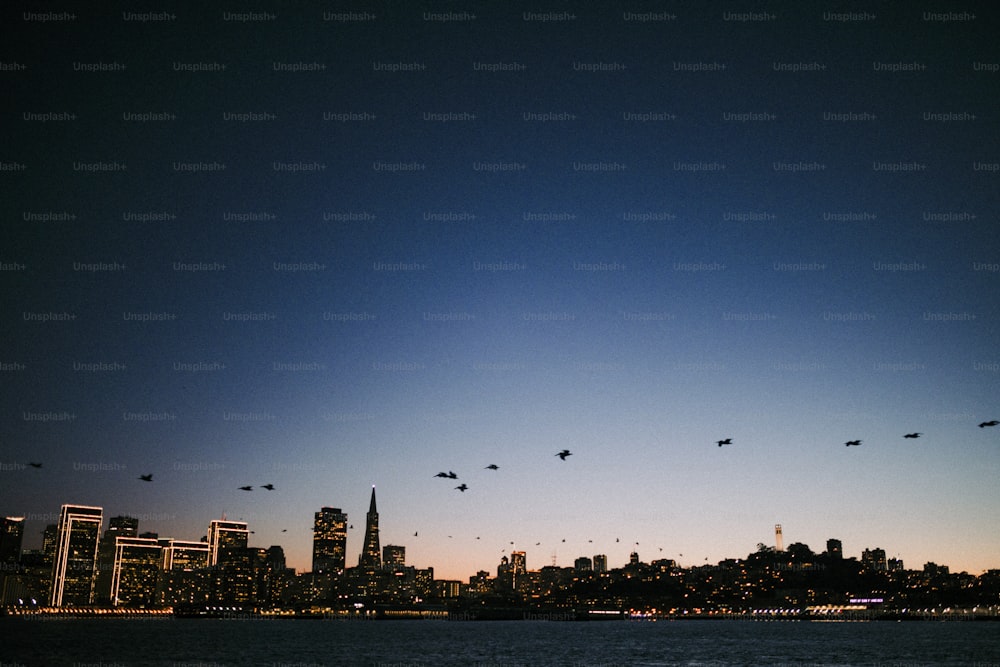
[
  {"left": 138, "top": 474, "right": 153, "bottom": 482},
  {"left": 903, "top": 433, "right": 922, "bottom": 439},
  {"left": 239, "top": 485, "right": 253, "bottom": 491},
  {"left": 281, "top": 529, "right": 287, "bottom": 532},
  {"left": 414, "top": 532, "right": 418, "bottom": 537},
  {"left": 455, "top": 484, "right": 468, "bottom": 492},
  {"left": 261, "top": 484, "right": 275, "bottom": 490},
  {"left": 28, "top": 462, "right": 43, "bottom": 468},
  {"left": 716, "top": 438, "right": 732, "bottom": 447},
  {"left": 979, "top": 420, "right": 999, "bottom": 428},
  {"left": 434, "top": 472, "right": 450, "bottom": 478},
  {"left": 556, "top": 449, "right": 572, "bottom": 460},
  {"left": 845, "top": 440, "right": 862, "bottom": 447},
  {"left": 485, "top": 464, "right": 499, "bottom": 470},
  {"left": 616, "top": 538, "right": 620, "bottom": 543},
  {"left": 349, "top": 524, "right": 353, "bottom": 529},
  {"left": 448, "top": 471, "right": 458, "bottom": 479}
]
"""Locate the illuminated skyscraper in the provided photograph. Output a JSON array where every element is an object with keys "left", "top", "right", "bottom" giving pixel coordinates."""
[
  {"left": 358, "top": 486, "right": 381, "bottom": 570},
  {"left": 312, "top": 507, "right": 348, "bottom": 574},
  {"left": 383, "top": 544, "right": 405, "bottom": 570},
  {"left": 95, "top": 516, "right": 140, "bottom": 603},
  {"left": 50, "top": 504, "right": 103, "bottom": 606},
  {"left": 110, "top": 537, "right": 161, "bottom": 606},
  {"left": 162, "top": 539, "right": 210, "bottom": 571},
  {"left": 207, "top": 519, "right": 249, "bottom": 566}
]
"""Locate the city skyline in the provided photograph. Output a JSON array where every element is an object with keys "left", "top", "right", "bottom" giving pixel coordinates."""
[
  {"left": 3, "top": 4, "right": 999, "bottom": 584},
  {"left": 6, "top": 474, "right": 996, "bottom": 585}
]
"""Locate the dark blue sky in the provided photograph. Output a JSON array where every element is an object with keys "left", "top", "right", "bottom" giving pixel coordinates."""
[{"left": 2, "top": 2, "right": 998, "bottom": 579}]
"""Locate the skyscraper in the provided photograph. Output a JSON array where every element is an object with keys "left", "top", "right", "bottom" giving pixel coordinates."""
[
  {"left": 358, "top": 486, "right": 381, "bottom": 570},
  {"left": 383, "top": 544, "right": 405, "bottom": 570},
  {"left": 207, "top": 519, "right": 249, "bottom": 566},
  {"left": 312, "top": 507, "right": 347, "bottom": 574},
  {"left": 95, "top": 516, "right": 140, "bottom": 603},
  {"left": 110, "top": 537, "right": 161, "bottom": 606},
  {"left": 50, "top": 504, "right": 103, "bottom": 606},
  {"left": 593, "top": 554, "right": 608, "bottom": 574}
]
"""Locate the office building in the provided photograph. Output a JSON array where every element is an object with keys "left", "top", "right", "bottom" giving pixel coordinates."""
[
  {"left": 312, "top": 507, "right": 348, "bottom": 573},
  {"left": 207, "top": 519, "right": 249, "bottom": 566},
  {"left": 358, "top": 486, "right": 381, "bottom": 570},
  {"left": 50, "top": 504, "right": 103, "bottom": 606},
  {"left": 110, "top": 536, "right": 161, "bottom": 606}
]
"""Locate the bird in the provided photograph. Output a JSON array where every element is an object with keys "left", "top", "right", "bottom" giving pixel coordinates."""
[
  {"left": 281, "top": 529, "right": 287, "bottom": 532},
  {"left": 28, "top": 462, "right": 43, "bottom": 468},
  {"left": 556, "top": 449, "right": 572, "bottom": 460},
  {"left": 616, "top": 538, "right": 620, "bottom": 543},
  {"left": 434, "top": 472, "right": 450, "bottom": 478},
  {"left": 239, "top": 485, "right": 253, "bottom": 491},
  {"left": 414, "top": 532, "right": 418, "bottom": 537},
  {"left": 261, "top": 484, "right": 275, "bottom": 490},
  {"left": 716, "top": 438, "right": 732, "bottom": 447},
  {"left": 138, "top": 474, "right": 153, "bottom": 482},
  {"left": 845, "top": 440, "right": 862, "bottom": 447},
  {"left": 455, "top": 484, "right": 468, "bottom": 492},
  {"left": 448, "top": 471, "right": 458, "bottom": 479},
  {"left": 535, "top": 542, "right": 541, "bottom": 546},
  {"left": 903, "top": 433, "right": 922, "bottom": 439},
  {"left": 979, "top": 420, "right": 999, "bottom": 428},
  {"left": 485, "top": 464, "right": 499, "bottom": 470},
  {"left": 349, "top": 524, "right": 353, "bottom": 529}
]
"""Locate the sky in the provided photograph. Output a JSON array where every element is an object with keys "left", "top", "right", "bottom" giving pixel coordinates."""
[{"left": 2, "top": 3, "right": 999, "bottom": 582}]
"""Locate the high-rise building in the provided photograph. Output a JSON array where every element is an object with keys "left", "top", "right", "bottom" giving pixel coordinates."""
[
  {"left": 162, "top": 540, "right": 210, "bottom": 571},
  {"left": 358, "top": 486, "right": 381, "bottom": 570},
  {"left": 50, "top": 504, "right": 103, "bottom": 606},
  {"left": 41, "top": 524, "right": 58, "bottom": 566},
  {"left": 574, "top": 556, "right": 593, "bottom": 572},
  {"left": 207, "top": 519, "right": 249, "bottom": 566},
  {"left": 775, "top": 524, "right": 784, "bottom": 552},
  {"left": 826, "top": 539, "right": 843, "bottom": 559},
  {"left": 0, "top": 517, "right": 24, "bottom": 565},
  {"left": 95, "top": 516, "right": 140, "bottom": 603},
  {"left": 862, "top": 547, "right": 887, "bottom": 572},
  {"left": 312, "top": 507, "right": 347, "bottom": 573},
  {"left": 383, "top": 545, "right": 405, "bottom": 570},
  {"left": 592, "top": 554, "right": 608, "bottom": 573},
  {"left": 110, "top": 537, "right": 161, "bottom": 606}
]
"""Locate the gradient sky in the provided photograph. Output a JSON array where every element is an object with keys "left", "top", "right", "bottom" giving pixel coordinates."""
[{"left": 2, "top": 3, "right": 999, "bottom": 581}]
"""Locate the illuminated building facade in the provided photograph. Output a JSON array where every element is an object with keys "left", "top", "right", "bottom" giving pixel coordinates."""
[
  {"left": 312, "top": 507, "right": 348, "bottom": 573},
  {"left": 358, "top": 487, "right": 381, "bottom": 570},
  {"left": 207, "top": 519, "right": 249, "bottom": 566},
  {"left": 110, "top": 536, "right": 161, "bottom": 606},
  {"left": 383, "top": 544, "right": 405, "bottom": 570},
  {"left": 50, "top": 504, "right": 103, "bottom": 606},
  {"left": 593, "top": 554, "right": 608, "bottom": 573}
]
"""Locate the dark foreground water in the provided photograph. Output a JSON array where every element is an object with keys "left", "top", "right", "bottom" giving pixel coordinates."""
[{"left": 3, "top": 618, "right": 1000, "bottom": 667}]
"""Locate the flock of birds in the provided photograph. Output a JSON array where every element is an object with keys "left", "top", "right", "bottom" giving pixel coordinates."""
[
  {"left": 429, "top": 423, "right": 1000, "bottom": 492},
  {"left": 20, "top": 421, "right": 999, "bottom": 493}
]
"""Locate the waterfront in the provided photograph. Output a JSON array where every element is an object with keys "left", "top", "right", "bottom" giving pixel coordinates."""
[{"left": 3, "top": 618, "right": 1000, "bottom": 666}]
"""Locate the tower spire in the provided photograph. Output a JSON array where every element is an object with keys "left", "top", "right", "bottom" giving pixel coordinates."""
[{"left": 359, "top": 485, "right": 381, "bottom": 570}]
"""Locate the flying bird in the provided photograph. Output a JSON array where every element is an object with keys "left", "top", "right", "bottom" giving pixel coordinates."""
[
  {"left": 138, "top": 474, "right": 153, "bottom": 482},
  {"left": 239, "top": 485, "right": 253, "bottom": 491},
  {"left": 485, "top": 464, "right": 499, "bottom": 470},
  {"left": 434, "top": 472, "right": 451, "bottom": 478},
  {"left": 455, "top": 484, "right": 468, "bottom": 492},
  {"left": 845, "top": 440, "right": 862, "bottom": 447},
  {"left": 979, "top": 420, "right": 999, "bottom": 428},
  {"left": 414, "top": 532, "right": 418, "bottom": 537},
  {"left": 261, "top": 484, "right": 275, "bottom": 490},
  {"left": 716, "top": 438, "right": 732, "bottom": 447},
  {"left": 556, "top": 449, "right": 572, "bottom": 460},
  {"left": 281, "top": 529, "right": 287, "bottom": 532},
  {"left": 903, "top": 433, "right": 922, "bottom": 439},
  {"left": 349, "top": 524, "right": 353, "bottom": 529},
  {"left": 28, "top": 462, "right": 43, "bottom": 468}
]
